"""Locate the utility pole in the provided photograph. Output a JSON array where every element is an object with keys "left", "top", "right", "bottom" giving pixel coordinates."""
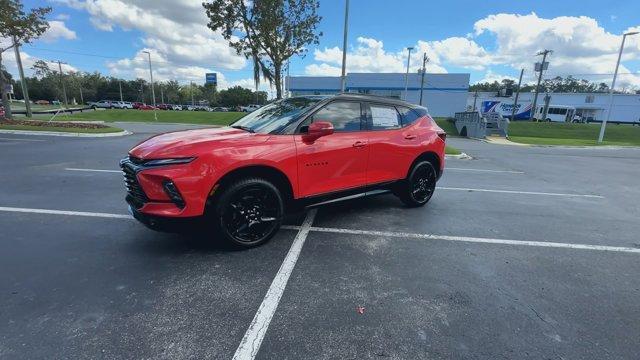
[
  {"left": 143, "top": 51, "right": 156, "bottom": 107},
  {"left": 598, "top": 31, "right": 639, "bottom": 142},
  {"left": 77, "top": 79, "right": 84, "bottom": 105},
  {"left": 419, "top": 53, "right": 429, "bottom": 106},
  {"left": 13, "top": 37, "right": 32, "bottom": 117},
  {"left": 119, "top": 80, "right": 123, "bottom": 102},
  {"left": 56, "top": 60, "right": 68, "bottom": 107},
  {"left": 472, "top": 90, "right": 479, "bottom": 112},
  {"left": 160, "top": 85, "right": 164, "bottom": 104},
  {"left": 530, "top": 49, "right": 552, "bottom": 121},
  {"left": 542, "top": 92, "right": 551, "bottom": 121},
  {"left": 190, "top": 81, "right": 195, "bottom": 106},
  {"left": 340, "top": 0, "right": 349, "bottom": 92},
  {"left": 403, "top": 46, "right": 414, "bottom": 101},
  {"left": 510, "top": 68, "right": 524, "bottom": 121}
]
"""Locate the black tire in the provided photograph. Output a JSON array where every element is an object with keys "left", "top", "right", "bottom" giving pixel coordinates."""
[
  {"left": 210, "top": 177, "right": 284, "bottom": 248},
  {"left": 397, "top": 161, "right": 437, "bottom": 207}
]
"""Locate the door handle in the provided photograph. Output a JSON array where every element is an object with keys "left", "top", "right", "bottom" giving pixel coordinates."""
[
  {"left": 352, "top": 141, "right": 367, "bottom": 148},
  {"left": 404, "top": 134, "right": 417, "bottom": 140}
]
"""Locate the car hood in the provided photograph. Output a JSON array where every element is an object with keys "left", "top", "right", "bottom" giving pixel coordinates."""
[{"left": 129, "top": 127, "right": 258, "bottom": 159}]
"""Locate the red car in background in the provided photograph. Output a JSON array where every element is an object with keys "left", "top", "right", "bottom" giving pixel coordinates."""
[
  {"left": 0, "top": 106, "right": 4, "bottom": 118},
  {"left": 121, "top": 94, "right": 446, "bottom": 247},
  {"left": 137, "top": 104, "right": 156, "bottom": 110},
  {"left": 132, "top": 102, "right": 144, "bottom": 109}
]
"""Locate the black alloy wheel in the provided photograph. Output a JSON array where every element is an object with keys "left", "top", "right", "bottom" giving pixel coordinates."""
[
  {"left": 216, "top": 178, "right": 283, "bottom": 247},
  {"left": 398, "top": 161, "right": 437, "bottom": 207}
]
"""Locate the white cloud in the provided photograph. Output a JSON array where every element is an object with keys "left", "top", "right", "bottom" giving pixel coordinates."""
[
  {"left": 306, "top": 37, "right": 449, "bottom": 75},
  {"left": 55, "top": 0, "right": 245, "bottom": 79},
  {"left": 55, "top": 13, "right": 71, "bottom": 21},
  {"left": 473, "top": 13, "right": 640, "bottom": 87},
  {"left": 39, "top": 21, "right": 77, "bottom": 42},
  {"left": 303, "top": 13, "right": 640, "bottom": 90}
]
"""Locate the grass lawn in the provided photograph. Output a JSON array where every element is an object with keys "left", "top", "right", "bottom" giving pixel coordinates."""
[
  {"left": 445, "top": 145, "right": 461, "bottom": 155},
  {"left": 434, "top": 117, "right": 459, "bottom": 136},
  {"left": 49, "top": 109, "right": 246, "bottom": 126},
  {"left": 508, "top": 122, "right": 640, "bottom": 146},
  {"left": 0, "top": 124, "right": 123, "bottom": 133}
]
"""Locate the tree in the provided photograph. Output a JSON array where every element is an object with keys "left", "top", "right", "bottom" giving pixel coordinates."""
[
  {"left": 203, "top": 0, "right": 322, "bottom": 99},
  {"left": 0, "top": 0, "right": 50, "bottom": 118}
]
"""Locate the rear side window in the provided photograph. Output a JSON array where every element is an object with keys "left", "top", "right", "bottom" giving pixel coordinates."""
[
  {"left": 397, "top": 106, "right": 421, "bottom": 127},
  {"left": 310, "top": 101, "right": 362, "bottom": 132},
  {"left": 370, "top": 105, "right": 401, "bottom": 130}
]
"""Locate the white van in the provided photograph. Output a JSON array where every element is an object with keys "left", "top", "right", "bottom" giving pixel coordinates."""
[{"left": 533, "top": 105, "right": 576, "bottom": 123}]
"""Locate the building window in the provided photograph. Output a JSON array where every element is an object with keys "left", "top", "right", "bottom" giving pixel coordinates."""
[{"left": 586, "top": 95, "right": 594, "bottom": 103}]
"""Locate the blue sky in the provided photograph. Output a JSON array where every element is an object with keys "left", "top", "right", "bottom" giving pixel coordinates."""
[{"left": 7, "top": 0, "right": 640, "bottom": 92}]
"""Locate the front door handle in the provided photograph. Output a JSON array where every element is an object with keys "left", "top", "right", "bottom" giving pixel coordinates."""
[
  {"left": 404, "top": 134, "right": 417, "bottom": 140},
  {"left": 353, "top": 141, "right": 367, "bottom": 148}
]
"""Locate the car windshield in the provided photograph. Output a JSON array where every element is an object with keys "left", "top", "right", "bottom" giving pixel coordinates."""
[{"left": 231, "top": 97, "right": 321, "bottom": 134}]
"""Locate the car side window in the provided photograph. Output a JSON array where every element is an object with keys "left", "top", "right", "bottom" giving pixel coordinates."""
[
  {"left": 370, "top": 104, "right": 402, "bottom": 130},
  {"left": 309, "top": 101, "right": 362, "bottom": 132},
  {"left": 397, "top": 106, "right": 421, "bottom": 127}
]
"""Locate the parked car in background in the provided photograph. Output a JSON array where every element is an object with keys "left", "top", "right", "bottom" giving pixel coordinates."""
[
  {"left": 35, "top": 100, "right": 50, "bottom": 105},
  {"left": 157, "top": 104, "right": 172, "bottom": 110},
  {"left": 120, "top": 94, "right": 446, "bottom": 248},
  {"left": 240, "top": 104, "right": 262, "bottom": 112},
  {"left": 137, "top": 104, "right": 157, "bottom": 110},
  {"left": 173, "top": 104, "right": 183, "bottom": 111},
  {"left": 0, "top": 105, "right": 4, "bottom": 118},
  {"left": 118, "top": 101, "right": 134, "bottom": 109},
  {"left": 132, "top": 102, "right": 144, "bottom": 109},
  {"left": 211, "top": 107, "right": 229, "bottom": 112},
  {"left": 88, "top": 100, "right": 116, "bottom": 109}
]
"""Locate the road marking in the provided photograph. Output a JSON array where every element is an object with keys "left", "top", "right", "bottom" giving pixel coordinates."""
[
  {"left": 446, "top": 167, "right": 524, "bottom": 174},
  {"left": 437, "top": 186, "right": 604, "bottom": 198},
  {"left": 65, "top": 168, "right": 121, "bottom": 173},
  {"left": 233, "top": 209, "right": 318, "bottom": 360},
  {"left": 0, "top": 206, "right": 133, "bottom": 219},
  {"left": 308, "top": 226, "right": 640, "bottom": 254},
  {"left": 0, "top": 137, "right": 47, "bottom": 142}
]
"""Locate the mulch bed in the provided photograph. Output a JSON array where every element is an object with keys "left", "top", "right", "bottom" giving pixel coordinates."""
[{"left": 0, "top": 118, "right": 109, "bottom": 129}]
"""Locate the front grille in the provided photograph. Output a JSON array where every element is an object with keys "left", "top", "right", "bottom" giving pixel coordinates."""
[{"left": 120, "top": 160, "right": 148, "bottom": 209}]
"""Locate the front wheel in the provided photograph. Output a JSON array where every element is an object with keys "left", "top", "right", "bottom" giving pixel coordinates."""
[
  {"left": 397, "top": 161, "right": 437, "bottom": 207},
  {"left": 211, "top": 177, "right": 284, "bottom": 248}
]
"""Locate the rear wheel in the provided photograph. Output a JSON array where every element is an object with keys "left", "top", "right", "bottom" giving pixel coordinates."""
[
  {"left": 397, "top": 161, "right": 437, "bottom": 207},
  {"left": 211, "top": 177, "right": 283, "bottom": 248}
]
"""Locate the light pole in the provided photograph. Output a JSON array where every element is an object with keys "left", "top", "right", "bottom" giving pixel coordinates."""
[
  {"left": 340, "top": 0, "right": 350, "bottom": 92},
  {"left": 142, "top": 51, "right": 156, "bottom": 107},
  {"left": 403, "top": 47, "right": 414, "bottom": 101},
  {"left": 419, "top": 53, "right": 429, "bottom": 106},
  {"left": 598, "top": 31, "right": 639, "bottom": 143}
]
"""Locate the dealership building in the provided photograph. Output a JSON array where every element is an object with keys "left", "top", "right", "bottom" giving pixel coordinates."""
[
  {"left": 286, "top": 73, "right": 470, "bottom": 117},
  {"left": 468, "top": 91, "right": 640, "bottom": 123}
]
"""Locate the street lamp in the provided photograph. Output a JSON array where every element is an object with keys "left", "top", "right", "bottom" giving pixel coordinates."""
[
  {"left": 340, "top": 0, "right": 350, "bottom": 93},
  {"left": 598, "top": 31, "right": 639, "bottom": 143},
  {"left": 142, "top": 51, "right": 156, "bottom": 107},
  {"left": 403, "top": 47, "right": 414, "bottom": 101}
]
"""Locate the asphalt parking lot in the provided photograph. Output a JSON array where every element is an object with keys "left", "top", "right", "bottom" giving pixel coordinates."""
[{"left": 1, "top": 123, "right": 640, "bottom": 359}]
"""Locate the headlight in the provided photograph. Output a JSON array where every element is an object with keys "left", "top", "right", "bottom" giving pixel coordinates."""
[{"left": 144, "top": 157, "right": 196, "bottom": 166}]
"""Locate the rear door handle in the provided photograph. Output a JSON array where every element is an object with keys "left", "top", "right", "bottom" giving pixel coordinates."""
[
  {"left": 404, "top": 134, "right": 417, "bottom": 140},
  {"left": 353, "top": 141, "right": 367, "bottom": 148}
]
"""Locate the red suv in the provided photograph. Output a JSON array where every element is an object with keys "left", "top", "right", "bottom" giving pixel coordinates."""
[{"left": 121, "top": 94, "right": 446, "bottom": 247}]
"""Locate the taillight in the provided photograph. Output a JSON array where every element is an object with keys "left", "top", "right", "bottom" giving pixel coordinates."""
[{"left": 438, "top": 132, "right": 447, "bottom": 142}]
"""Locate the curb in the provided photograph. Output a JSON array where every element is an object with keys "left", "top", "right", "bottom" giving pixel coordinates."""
[
  {"left": 0, "top": 129, "right": 132, "bottom": 138},
  {"left": 445, "top": 152, "right": 472, "bottom": 160}
]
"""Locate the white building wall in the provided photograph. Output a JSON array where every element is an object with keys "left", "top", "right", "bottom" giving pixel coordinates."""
[
  {"left": 287, "top": 73, "right": 470, "bottom": 117},
  {"left": 468, "top": 91, "right": 640, "bottom": 123}
]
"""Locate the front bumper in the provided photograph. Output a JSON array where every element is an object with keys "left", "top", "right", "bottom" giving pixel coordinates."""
[{"left": 129, "top": 205, "right": 202, "bottom": 233}]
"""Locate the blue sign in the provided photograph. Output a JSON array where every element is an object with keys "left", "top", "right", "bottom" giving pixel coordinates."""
[{"left": 205, "top": 73, "right": 217, "bottom": 85}]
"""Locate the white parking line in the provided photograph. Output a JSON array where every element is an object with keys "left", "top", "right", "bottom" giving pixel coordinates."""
[
  {"left": 447, "top": 167, "right": 524, "bottom": 174},
  {"left": 0, "top": 137, "right": 47, "bottom": 142},
  {"left": 0, "top": 206, "right": 133, "bottom": 219},
  {"left": 309, "top": 226, "right": 640, "bottom": 254},
  {"left": 65, "top": 168, "right": 121, "bottom": 173},
  {"left": 437, "top": 186, "right": 604, "bottom": 198},
  {"left": 233, "top": 209, "right": 317, "bottom": 360}
]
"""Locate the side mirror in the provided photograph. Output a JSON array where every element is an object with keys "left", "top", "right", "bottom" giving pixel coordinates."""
[{"left": 303, "top": 121, "right": 334, "bottom": 142}]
